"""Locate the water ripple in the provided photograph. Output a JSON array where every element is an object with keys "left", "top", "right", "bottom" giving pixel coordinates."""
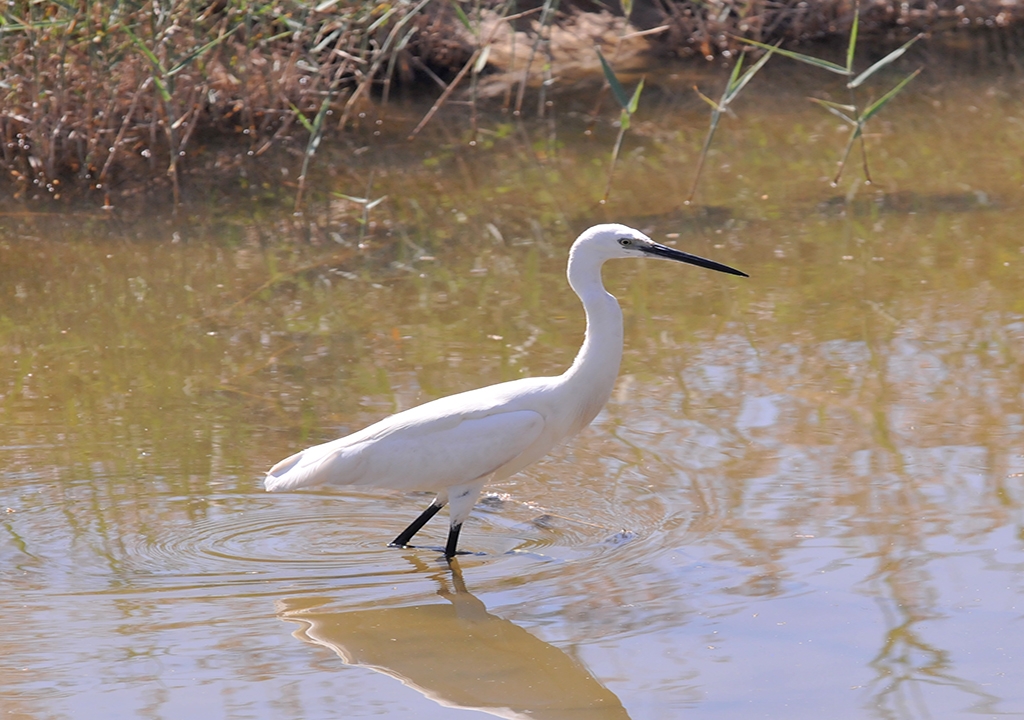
[{"left": 73, "top": 479, "right": 686, "bottom": 599}]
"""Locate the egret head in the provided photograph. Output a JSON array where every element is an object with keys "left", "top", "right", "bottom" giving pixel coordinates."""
[{"left": 572, "top": 223, "right": 748, "bottom": 277}]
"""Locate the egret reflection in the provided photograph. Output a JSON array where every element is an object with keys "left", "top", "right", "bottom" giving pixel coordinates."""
[{"left": 275, "top": 568, "right": 630, "bottom": 719}]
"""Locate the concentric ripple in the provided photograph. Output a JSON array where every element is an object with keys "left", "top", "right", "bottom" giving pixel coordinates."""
[
  {"left": 100, "top": 473, "right": 688, "bottom": 596},
  {"left": 116, "top": 492, "right": 417, "bottom": 585}
]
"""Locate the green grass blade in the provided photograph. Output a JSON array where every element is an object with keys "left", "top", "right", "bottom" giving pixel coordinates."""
[
  {"left": 450, "top": 0, "right": 473, "bottom": 33},
  {"left": 150, "top": 76, "right": 171, "bottom": 104},
  {"left": 725, "top": 45, "right": 775, "bottom": 102},
  {"left": 846, "top": 3, "right": 859, "bottom": 73},
  {"left": 809, "top": 97, "right": 856, "bottom": 125},
  {"left": 289, "top": 103, "right": 316, "bottom": 134},
  {"left": 849, "top": 33, "right": 922, "bottom": 88},
  {"left": 738, "top": 38, "right": 848, "bottom": 75},
  {"left": 122, "top": 26, "right": 167, "bottom": 76},
  {"left": 597, "top": 48, "right": 631, "bottom": 110},
  {"left": 0, "top": 16, "right": 72, "bottom": 31},
  {"left": 122, "top": 26, "right": 173, "bottom": 103},
  {"left": 725, "top": 50, "right": 745, "bottom": 92},
  {"left": 859, "top": 66, "right": 922, "bottom": 123},
  {"left": 168, "top": 24, "right": 240, "bottom": 76},
  {"left": 811, "top": 98, "right": 856, "bottom": 113},
  {"left": 694, "top": 86, "right": 721, "bottom": 111},
  {"left": 311, "top": 94, "right": 332, "bottom": 133},
  {"left": 627, "top": 76, "right": 644, "bottom": 114}
]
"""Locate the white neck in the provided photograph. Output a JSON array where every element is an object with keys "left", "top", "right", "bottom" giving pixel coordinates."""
[{"left": 559, "top": 246, "right": 624, "bottom": 424}]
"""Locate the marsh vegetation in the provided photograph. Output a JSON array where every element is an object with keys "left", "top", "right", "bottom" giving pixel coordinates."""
[{"left": 3, "top": 0, "right": 1023, "bottom": 207}]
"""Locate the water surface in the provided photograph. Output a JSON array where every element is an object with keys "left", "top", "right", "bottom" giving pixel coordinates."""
[{"left": 2, "top": 66, "right": 1023, "bottom": 719}]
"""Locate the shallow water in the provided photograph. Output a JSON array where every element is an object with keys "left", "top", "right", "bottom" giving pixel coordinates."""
[{"left": 3, "top": 65, "right": 1024, "bottom": 719}]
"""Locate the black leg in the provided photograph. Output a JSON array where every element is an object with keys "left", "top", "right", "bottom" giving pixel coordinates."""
[
  {"left": 444, "top": 522, "right": 462, "bottom": 561},
  {"left": 389, "top": 501, "right": 444, "bottom": 548}
]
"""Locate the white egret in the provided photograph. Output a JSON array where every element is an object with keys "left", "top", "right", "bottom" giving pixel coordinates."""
[{"left": 265, "top": 223, "right": 747, "bottom": 560}]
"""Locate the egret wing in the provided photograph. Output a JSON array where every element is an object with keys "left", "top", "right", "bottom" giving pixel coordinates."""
[{"left": 265, "top": 409, "right": 545, "bottom": 493}]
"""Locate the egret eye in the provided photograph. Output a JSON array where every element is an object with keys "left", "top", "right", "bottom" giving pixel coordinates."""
[{"left": 618, "top": 238, "right": 633, "bottom": 247}]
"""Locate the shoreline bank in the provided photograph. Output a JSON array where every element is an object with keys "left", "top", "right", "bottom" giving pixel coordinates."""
[{"left": 3, "top": 0, "right": 1022, "bottom": 206}]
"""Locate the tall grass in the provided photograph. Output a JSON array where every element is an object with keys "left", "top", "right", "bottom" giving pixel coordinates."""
[
  {"left": 0, "top": 0, "right": 995, "bottom": 207},
  {"left": 0, "top": 0, "right": 447, "bottom": 205}
]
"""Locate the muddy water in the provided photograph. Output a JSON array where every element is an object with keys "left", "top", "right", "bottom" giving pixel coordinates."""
[{"left": 2, "top": 67, "right": 1023, "bottom": 719}]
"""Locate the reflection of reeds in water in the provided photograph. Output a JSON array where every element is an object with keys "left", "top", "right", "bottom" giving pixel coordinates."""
[
  {"left": 3, "top": 179, "right": 1022, "bottom": 715},
  {"left": 276, "top": 566, "right": 631, "bottom": 719}
]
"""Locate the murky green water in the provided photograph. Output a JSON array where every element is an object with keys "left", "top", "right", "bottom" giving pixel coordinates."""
[{"left": 3, "top": 65, "right": 1023, "bottom": 719}]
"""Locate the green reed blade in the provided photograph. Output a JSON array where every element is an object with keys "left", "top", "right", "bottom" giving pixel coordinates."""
[
  {"left": 809, "top": 97, "right": 856, "bottom": 125},
  {"left": 739, "top": 38, "right": 849, "bottom": 76},
  {"left": 168, "top": 24, "right": 241, "bottom": 77},
  {"left": 597, "top": 47, "right": 631, "bottom": 110},
  {"left": 693, "top": 86, "right": 721, "bottom": 112},
  {"left": 627, "top": 76, "right": 644, "bottom": 115},
  {"left": 846, "top": 3, "right": 859, "bottom": 73},
  {"left": 290, "top": 103, "right": 316, "bottom": 134},
  {"left": 450, "top": 0, "right": 473, "bottom": 33},
  {"left": 859, "top": 66, "right": 922, "bottom": 123},
  {"left": 725, "top": 44, "right": 775, "bottom": 103},
  {"left": 849, "top": 34, "right": 922, "bottom": 88}
]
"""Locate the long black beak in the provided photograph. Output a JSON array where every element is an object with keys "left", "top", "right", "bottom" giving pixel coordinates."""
[{"left": 642, "top": 241, "right": 748, "bottom": 278}]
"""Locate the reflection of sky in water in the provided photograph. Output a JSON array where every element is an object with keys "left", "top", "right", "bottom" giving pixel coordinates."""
[
  {"left": 4, "top": 244, "right": 1022, "bottom": 718},
  {"left": 736, "top": 394, "right": 782, "bottom": 430}
]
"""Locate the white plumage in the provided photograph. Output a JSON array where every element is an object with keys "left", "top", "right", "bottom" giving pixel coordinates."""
[{"left": 265, "top": 223, "right": 746, "bottom": 559}]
